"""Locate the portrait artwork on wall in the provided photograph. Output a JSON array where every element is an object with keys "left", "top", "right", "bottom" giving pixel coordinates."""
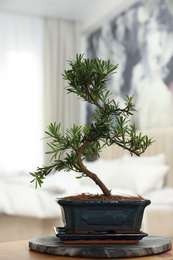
[{"left": 87, "top": 0, "right": 173, "bottom": 130}]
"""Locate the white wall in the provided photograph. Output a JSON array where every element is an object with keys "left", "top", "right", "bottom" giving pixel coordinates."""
[{"left": 81, "top": 0, "right": 138, "bottom": 35}]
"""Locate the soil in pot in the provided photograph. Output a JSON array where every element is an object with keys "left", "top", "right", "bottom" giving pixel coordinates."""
[{"left": 61, "top": 193, "right": 144, "bottom": 201}]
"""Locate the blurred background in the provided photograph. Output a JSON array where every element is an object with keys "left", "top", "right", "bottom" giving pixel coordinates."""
[{"left": 1, "top": 0, "right": 173, "bottom": 242}]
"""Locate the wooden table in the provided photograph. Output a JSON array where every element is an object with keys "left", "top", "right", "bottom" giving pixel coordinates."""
[{"left": 0, "top": 239, "right": 173, "bottom": 260}]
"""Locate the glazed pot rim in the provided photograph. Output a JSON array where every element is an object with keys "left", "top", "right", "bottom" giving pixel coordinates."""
[{"left": 57, "top": 198, "right": 151, "bottom": 206}]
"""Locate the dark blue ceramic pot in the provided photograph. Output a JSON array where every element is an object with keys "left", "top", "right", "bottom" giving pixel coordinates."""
[{"left": 57, "top": 199, "right": 151, "bottom": 233}]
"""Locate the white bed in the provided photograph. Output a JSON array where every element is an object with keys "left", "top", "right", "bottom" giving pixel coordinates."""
[
  {"left": 1, "top": 126, "right": 173, "bottom": 242},
  {"left": 100, "top": 126, "right": 173, "bottom": 238}
]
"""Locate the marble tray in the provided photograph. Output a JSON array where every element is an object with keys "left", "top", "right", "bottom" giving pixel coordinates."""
[{"left": 29, "top": 236, "right": 172, "bottom": 258}]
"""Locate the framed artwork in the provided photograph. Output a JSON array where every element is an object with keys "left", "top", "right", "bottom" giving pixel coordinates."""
[{"left": 87, "top": 0, "right": 173, "bottom": 130}]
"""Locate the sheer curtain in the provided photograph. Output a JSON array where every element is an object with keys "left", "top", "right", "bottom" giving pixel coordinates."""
[
  {"left": 43, "top": 18, "right": 81, "bottom": 165},
  {"left": 0, "top": 12, "right": 44, "bottom": 176},
  {"left": 0, "top": 13, "right": 82, "bottom": 174}
]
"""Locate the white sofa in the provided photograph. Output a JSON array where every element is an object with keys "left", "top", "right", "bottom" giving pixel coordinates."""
[{"left": 1, "top": 126, "right": 173, "bottom": 241}]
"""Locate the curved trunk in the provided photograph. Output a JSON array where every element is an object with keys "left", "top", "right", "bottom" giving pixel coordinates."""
[{"left": 76, "top": 140, "right": 111, "bottom": 197}]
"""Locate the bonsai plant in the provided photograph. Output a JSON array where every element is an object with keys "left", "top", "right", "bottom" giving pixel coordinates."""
[{"left": 30, "top": 54, "right": 153, "bottom": 243}]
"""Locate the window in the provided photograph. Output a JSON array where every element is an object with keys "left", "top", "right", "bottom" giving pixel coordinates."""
[{"left": 0, "top": 12, "right": 44, "bottom": 176}]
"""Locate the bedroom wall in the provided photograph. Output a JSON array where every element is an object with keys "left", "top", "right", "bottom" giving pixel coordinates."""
[{"left": 81, "top": 0, "right": 138, "bottom": 35}]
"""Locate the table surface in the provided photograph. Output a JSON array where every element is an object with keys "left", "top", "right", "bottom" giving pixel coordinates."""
[{"left": 0, "top": 239, "right": 173, "bottom": 260}]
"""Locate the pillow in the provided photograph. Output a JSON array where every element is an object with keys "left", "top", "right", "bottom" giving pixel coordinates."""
[
  {"left": 80, "top": 158, "right": 122, "bottom": 187},
  {"left": 80, "top": 157, "right": 169, "bottom": 196},
  {"left": 121, "top": 153, "right": 166, "bottom": 165},
  {"left": 101, "top": 164, "right": 169, "bottom": 195}
]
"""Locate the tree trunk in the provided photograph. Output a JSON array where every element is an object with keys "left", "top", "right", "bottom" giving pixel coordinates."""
[{"left": 76, "top": 141, "right": 111, "bottom": 196}]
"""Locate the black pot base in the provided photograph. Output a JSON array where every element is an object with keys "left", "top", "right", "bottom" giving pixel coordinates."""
[{"left": 54, "top": 227, "right": 148, "bottom": 244}]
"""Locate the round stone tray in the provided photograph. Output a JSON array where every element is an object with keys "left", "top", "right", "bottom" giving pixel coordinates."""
[{"left": 29, "top": 236, "right": 172, "bottom": 258}]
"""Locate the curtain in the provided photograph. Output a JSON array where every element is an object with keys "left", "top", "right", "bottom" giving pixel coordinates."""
[
  {"left": 0, "top": 12, "right": 44, "bottom": 176},
  {"left": 0, "top": 13, "right": 82, "bottom": 174},
  {"left": 43, "top": 18, "right": 81, "bottom": 165}
]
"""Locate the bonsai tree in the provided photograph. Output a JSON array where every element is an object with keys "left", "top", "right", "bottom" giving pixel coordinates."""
[{"left": 30, "top": 54, "right": 153, "bottom": 197}]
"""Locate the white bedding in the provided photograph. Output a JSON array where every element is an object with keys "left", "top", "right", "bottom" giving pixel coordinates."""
[
  {"left": 0, "top": 153, "right": 171, "bottom": 219},
  {"left": 145, "top": 187, "right": 173, "bottom": 206},
  {"left": 0, "top": 174, "right": 137, "bottom": 218},
  {"left": 0, "top": 173, "right": 81, "bottom": 218}
]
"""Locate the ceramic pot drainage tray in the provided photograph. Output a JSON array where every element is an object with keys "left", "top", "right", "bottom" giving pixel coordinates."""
[{"left": 54, "top": 227, "right": 148, "bottom": 244}]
